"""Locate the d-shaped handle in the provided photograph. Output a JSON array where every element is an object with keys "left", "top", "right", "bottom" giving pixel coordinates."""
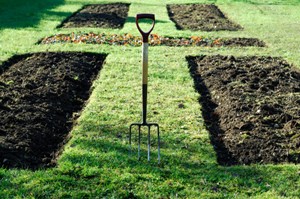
[{"left": 136, "top": 13, "right": 155, "bottom": 43}]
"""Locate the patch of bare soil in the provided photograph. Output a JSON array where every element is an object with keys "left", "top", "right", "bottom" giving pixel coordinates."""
[
  {"left": 167, "top": 4, "right": 242, "bottom": 31},
  {"left": 187, "top": 55, "right": 300, "bottom": 165},
  {"left": 219, "top": 38, "right": 265, "bottom": 47},
  {"left": 0, "top": 52, "right": 107, "bottom": 169},
  {"left": 59, "top": 3, "right": 130, "bottom": 28}
]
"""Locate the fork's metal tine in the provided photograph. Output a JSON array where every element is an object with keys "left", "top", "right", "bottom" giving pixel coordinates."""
[
  {"left": 147, "top": 125, "right": 151, "bottom": 161},
  {"left": 138, "top": 125, "right": 141, "bottom": 160},
  {"left": 129, "top": 123, "right": 160, "bottom": 163}
]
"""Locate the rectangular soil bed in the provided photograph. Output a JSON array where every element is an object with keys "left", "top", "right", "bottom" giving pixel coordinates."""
[
  {"left": 58, "top": 3, "right": 130, "bottom": 28},
  {"left": 0, "top": 52, "right": 107, "bottom": 169},
  {"left": 167, "top": 4, "right": 242, "bottom": 31},
  {"left": 40, "top": 32, "right": 266, "bottom": 48},
  {"left": 187, "top": 55, "right": 300, "bottom": 165}
]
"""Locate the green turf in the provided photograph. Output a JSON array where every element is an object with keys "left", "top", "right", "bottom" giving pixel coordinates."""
[{"left": 0, "top": 0, "right": 300, "bottom": 198}]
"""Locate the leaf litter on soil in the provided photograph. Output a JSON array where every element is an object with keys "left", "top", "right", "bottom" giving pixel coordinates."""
[{"left": 40, "top": 32, "right": 265, "bottom": 47}]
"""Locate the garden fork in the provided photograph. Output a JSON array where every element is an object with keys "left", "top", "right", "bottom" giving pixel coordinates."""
[{"left": 129, "top": 14, "right": 160, "bottom": 163}]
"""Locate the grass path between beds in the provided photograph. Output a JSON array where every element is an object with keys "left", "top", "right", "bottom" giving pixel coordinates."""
[{"left": 0, "top": 0, "right": 299, "bottom": 198}]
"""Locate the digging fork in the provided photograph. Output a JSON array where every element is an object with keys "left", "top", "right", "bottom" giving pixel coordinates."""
[{"left": 129, "top": 14, "right": 160, "bottom": 163}]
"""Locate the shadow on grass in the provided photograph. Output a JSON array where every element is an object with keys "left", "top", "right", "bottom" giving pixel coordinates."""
[
  {"left": 126, "top": 16, "right": 168, "bottom": 25},
  {"left": 0, "top": 0, "right": 65, "bottom": 29},
  {"left": 53, "top": 123, "right": 296, "bottom": 198},
  {"left": 1, "top": 122, "right": 297, "bottom": 198},
  {"left": 186, "top": 56, "right": 238, "bottom": 166}
]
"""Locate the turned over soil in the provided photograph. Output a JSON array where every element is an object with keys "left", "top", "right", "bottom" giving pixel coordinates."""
[
  {"left": 187, "top": 55, "right": 300, "bottom": 165},
  {"left": 59, "top": 3, "right": 130, "bottom": 28},
  {"left": 0, "top": 52, "right": 106, "bottom": 169},
  {"left": 167, "top": 4, "right": 242, "bottom": 31}
]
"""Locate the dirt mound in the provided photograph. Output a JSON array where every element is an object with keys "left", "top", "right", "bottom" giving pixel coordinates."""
[
  {"left": 167, "top": 4, "right": 242, "bottom": 31},
  {"left": 58, "top": 3, "right": 130, "bottom": 28},
  {"left": 0, "top": 52, "right": 107, "bottom": 169},
  {"left": 187, "top": 55, "right": 300, "bottom": 165}
]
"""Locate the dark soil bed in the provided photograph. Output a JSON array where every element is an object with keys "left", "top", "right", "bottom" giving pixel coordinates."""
[
  {"left": 58, "top": 3, "right": 130, "bottom": 28},
  {"left": 187, "top": 55, "right": 300, "bottom": 165},
  {"left": 167, "top": 4, "right": 242, "bottom": 31},
  {"left": 40, "top": 32, "right": 265, "bottom": 47},
  {"left": 0, "top": 52, "right": 107, "bottom": 169}
]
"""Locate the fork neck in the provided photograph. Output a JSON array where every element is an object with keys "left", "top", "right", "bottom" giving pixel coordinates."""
[{"left": 142, "top": 42, "right": 148, "bottom": 124}]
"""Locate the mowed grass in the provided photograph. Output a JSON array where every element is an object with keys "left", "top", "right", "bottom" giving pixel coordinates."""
[{"left": 0, "top": 0, "right": 300, "bottom": 198}]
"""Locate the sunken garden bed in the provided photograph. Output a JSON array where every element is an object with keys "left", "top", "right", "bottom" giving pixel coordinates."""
[
  {"left": 0, "top": 52, "right": 107, "bottom": 169},
  {"left": 167, "top": 4, "right": 242, "bottom": 31},
  {"left": 187, "top": 55, "right": 300, "bottom": 165},
  {"left": 58, "top": 3, "right": 130, "bottom": 28}
]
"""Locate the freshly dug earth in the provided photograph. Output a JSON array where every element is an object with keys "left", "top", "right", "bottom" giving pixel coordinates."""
[
  {"left": 167, "top": 4, "right": 242, "bottom": 31},
  {"left": 40, "top": 32, "right": 265, "bottom": 47},
  {"left": 0, "top": 52, "right": 106, "bottom": 169},
  {"left": 59, "top": 3, "right": 130, "bottom": 28},
  {"left": 187, "top": 55, "right": 300, "bottom": 165}
]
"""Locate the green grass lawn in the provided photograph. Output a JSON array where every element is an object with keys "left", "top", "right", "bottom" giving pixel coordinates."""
[{"left": 1, "top": 0, "right": 300, "bottom": 198}]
